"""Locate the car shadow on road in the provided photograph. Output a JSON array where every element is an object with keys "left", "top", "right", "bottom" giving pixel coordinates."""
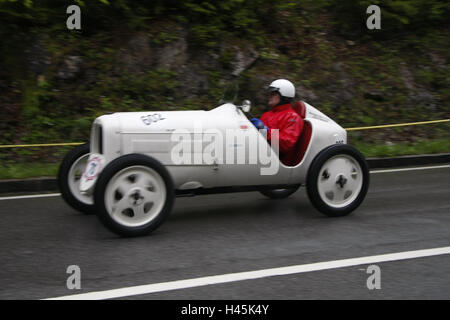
[{"left": 168, "top": 191, "right": 319, "bottom": 223}]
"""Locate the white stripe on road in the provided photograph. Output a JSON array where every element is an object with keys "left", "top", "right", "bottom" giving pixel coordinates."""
[
  {"left": 44, "top": 246, "right": 450, "bottom": 300},
  {"left": 0, "top": 193, "right": 61, "bottom": 201},
  {"left": 370, "top": 164, "right": 450, "bottom": 174},
  {"left": 1, "top": 164, "right": 449, "bottom": 201}
]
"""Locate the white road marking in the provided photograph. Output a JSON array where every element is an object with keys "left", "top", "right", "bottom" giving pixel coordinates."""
[
  {"left": 44, "top": 246, "right": 450, "bottom": 300},
  {"left": 0, "top": 164, "right": 448, "bottom": 201},
  {"left": 370, "top": 164, "right": 450, "bottom": 174},
  {"left": 0, "top": 193, "right": 61, "bottom": 201}
]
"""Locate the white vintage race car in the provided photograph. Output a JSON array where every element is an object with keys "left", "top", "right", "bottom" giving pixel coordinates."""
[{"left": 58, "top": 99, "right": 369, "bottom": 237}]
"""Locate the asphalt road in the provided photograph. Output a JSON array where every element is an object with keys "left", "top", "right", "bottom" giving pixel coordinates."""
[{"left": 0, "top": 166, "right": 449, "bottom": 300}]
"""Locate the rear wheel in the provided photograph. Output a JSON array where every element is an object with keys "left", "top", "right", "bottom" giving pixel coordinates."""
[
  {"left": 306, "top": 145, "right": 369, "bottom": 217},
  {"left": 259, "top": 185, "right": 300, "bottom": 199},
  {"left": 58, "top": 143, "right": 95, "bottom": 214},
  {"left": 94, "top": 154, "right": 175, "bottom": 237}
]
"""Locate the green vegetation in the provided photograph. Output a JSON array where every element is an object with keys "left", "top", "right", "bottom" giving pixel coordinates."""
[
  {"left": 0, "top": 162, "right": 59, "bottom": 180},
  {"left": 0, "top": 0, "right": 449, "bottom": 179},
  {"left": 352, "top": 138, "right": 450, "bottom": 158}
]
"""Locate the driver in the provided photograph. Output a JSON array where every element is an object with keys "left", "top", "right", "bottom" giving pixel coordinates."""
[{"left": 250, "top": 79, "right": 303, "bottom": 163}]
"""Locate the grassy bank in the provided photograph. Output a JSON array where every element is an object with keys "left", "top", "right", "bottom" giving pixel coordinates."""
[
  {"left": 0, "top": 162, "right": 59, "bottom": 180},
  {"left": 351, "top": 138, "right": 450, "bottom": 158}
]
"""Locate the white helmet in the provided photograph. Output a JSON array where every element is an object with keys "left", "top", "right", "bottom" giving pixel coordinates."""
[{"left": 268, "top": 79, "right": 295, "bottom": 98}]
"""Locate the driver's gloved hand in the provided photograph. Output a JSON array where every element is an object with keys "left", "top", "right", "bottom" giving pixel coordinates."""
[{"left": 250, "top": 118, "right": 268, "bottom": 130}]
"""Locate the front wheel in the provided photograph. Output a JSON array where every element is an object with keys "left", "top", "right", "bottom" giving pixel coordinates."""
[
  {"left": 58, "top": 143, "right": 96, "bottom": 214},
  {"left": 94, "top": 154, "right": 175, "bottom": 237},
  {"left": 306, "top": 145, "right": 369, "bottom": 217}
]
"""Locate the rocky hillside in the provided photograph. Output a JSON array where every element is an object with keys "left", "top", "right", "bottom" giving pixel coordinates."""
[{"left": 0, "top": 0, "right": 449, "bottom": 157}]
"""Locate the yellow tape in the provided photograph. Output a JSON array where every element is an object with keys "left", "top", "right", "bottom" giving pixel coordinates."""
[
  {"left": 0, "top": 142, "right": 84, "bottom": 149},
  {"left": 0, "top": 118, "right": 449, "bottom": 148},
  {"left": 345, "top": 119, "right": 450, "bottom": 131}
]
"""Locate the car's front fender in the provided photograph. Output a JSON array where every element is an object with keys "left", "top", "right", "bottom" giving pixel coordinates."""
[{"left": 79, "top": 153, "right": 106, "bottom": 195}]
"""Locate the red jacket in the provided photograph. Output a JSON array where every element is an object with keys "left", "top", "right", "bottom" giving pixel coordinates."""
[{"left": 260, "top": 104, "right": 303, "bottom": 160}]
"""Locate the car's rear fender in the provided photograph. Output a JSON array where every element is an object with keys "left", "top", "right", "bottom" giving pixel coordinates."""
[{"left": 287, "top": 107, "right": 347, "bottom": 185}]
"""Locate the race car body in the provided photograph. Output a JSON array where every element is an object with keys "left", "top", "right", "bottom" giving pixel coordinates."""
[{"left": 58, "top": 100, "right": 368, "bottom": 237}]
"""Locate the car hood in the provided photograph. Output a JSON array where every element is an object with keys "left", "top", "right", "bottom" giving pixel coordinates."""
[{"left": 98, "top": 103, "right": 248, "bottom": 133}]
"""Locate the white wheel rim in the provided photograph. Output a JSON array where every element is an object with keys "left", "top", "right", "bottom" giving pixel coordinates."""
[
  {"left": 68, "top": 153, "right": 94, "bottom": 205},
  {"left": 104, "top": 166, "right": 167, "bottom": 228},
  {"left": 317, "top": 155, "right": 363, "bottom": 208}
]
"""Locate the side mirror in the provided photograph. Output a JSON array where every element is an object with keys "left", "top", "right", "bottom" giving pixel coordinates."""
[{"left": 241, "top": 100, "right": 251, "bottom": 113}]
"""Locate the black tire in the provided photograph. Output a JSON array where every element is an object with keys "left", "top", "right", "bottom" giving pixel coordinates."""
[
  {"left": 306, "top": 144, "right": 369, "bottom": 217},
  {"left": 259, "top": 185, "right": 301, "bottom": 199},
  {"left": 94, "top": 154, "right": 175, "bottom": 237},
  {"left": 58, "top": 143, "right": 96, "bottom": 214}
]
